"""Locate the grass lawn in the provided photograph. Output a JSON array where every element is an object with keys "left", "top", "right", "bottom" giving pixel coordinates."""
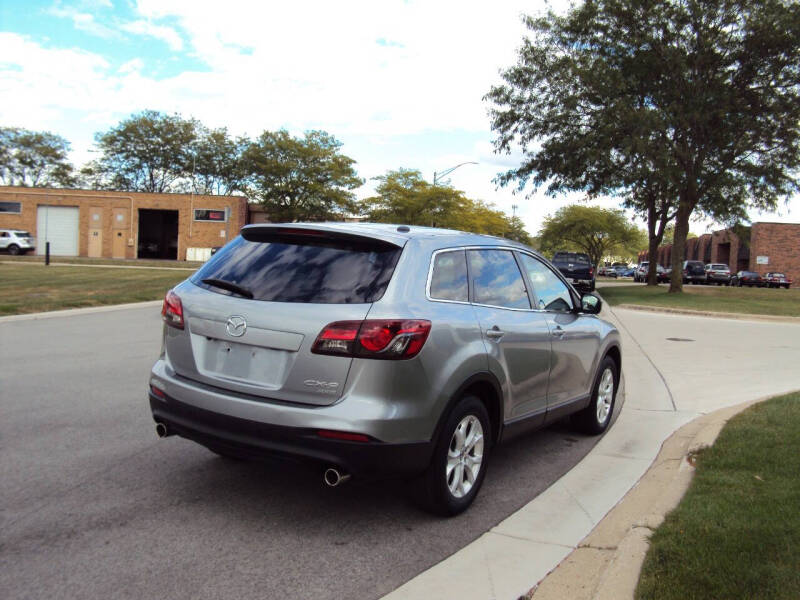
[
  {"left": 0, "top": 263, "right": 191, "bottom": 315},
  {"left": 636, "top": 392, "right": 800, "bottom": 600},
  {"left": 599, "top": 284, "right": 800, "bottom": 317},
  {"left": 1, "top": 254, "right": 203, "bottom": 269}
]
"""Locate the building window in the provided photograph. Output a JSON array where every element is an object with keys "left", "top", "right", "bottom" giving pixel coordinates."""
[
  {"left": 0, "top": 201, "right": 22, "bottom": 214},
  {"left": 193, "top": 208, "right": 227, "bottom": 222}
]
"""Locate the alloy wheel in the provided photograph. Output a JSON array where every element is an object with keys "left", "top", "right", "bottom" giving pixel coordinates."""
[
  {"left": 596, "top": 368, "right": 614, "bottom": 424},
  {"left": 446, "top": 415, "right": 484, "bottom": 499}
]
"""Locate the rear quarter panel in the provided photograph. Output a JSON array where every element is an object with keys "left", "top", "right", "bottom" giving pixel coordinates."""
[{"left": 347, "top": 238, "right": 489, "bottom": 443}]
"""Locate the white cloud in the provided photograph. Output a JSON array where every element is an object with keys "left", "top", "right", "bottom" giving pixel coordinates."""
[
  {"left": 47, "top": 6, "right": 119, "bottom": 39},
  {"left": 118, "top": 58, "right": 144, "bottom": 74},
  {"left": 120, "top": 20, "right": 184, "bottom": 51}
]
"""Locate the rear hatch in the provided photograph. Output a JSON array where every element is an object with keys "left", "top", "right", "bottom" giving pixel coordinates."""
[
  {"left": 164, "top": 226, "right": 404, "bottom": 406},
  {"left": 13, "top": 231, "right": 35, "bottom": 246},
  {"left": 686, "top": 261, "right": 705, "bottom": 276}
]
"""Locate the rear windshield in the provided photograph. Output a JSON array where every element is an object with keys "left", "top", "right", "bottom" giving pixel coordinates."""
[
  {"left": 191, "top": 234, "right": 402, "bottom": 304},
  {"left": 710, "top": 264, "right": 727, "bottom": 270},
  {"left": 553, "top": 252, "right": 590, "bottom": 263},
  {"left": 14, "top": 231, "right": 31, "bottom": 237}
]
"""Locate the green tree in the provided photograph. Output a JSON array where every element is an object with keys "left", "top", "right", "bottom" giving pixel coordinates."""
[
  {"left": 503, "top": 216, "right": 533, "bottom": 245},
  {"left": 192, "top": 126, "right": 248, "bottom": 196},
  {"left": 83, "top": 110, "right": 197, "bottom": 193},
  {"left": 243, "top": 130, "right": 362, "bottom": 222},
  {"left": 536, "top": 205, "right": 642, "bottom": 268},
  {"left": 361, "top": 169, "right": 532, "bottom": 242},
  {"left": 486, "top": 0, "right": 800, "bottom": 293},
  {"left": 0, "top": 127, "right": 75, "bottom": 187}
]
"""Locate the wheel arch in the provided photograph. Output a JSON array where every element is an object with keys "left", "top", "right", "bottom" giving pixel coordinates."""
[
  {"left": 432, "top": 372, "right": 503, "bottom": 448},
  {"left": 603, "top": 343, "right": 622, "bottom": 377}
]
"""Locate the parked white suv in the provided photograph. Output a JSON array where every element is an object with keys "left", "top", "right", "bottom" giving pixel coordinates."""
[{"left": 0, "top": 230, "right": 36, "bottom": 255}]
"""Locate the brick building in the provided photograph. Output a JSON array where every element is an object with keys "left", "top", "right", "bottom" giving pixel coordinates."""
[
  {"left": 638, "top": 222, "right": 800, "bottom": 282},
  {"left": 0, "top": 187, "right": 248, "bottom": 261}
]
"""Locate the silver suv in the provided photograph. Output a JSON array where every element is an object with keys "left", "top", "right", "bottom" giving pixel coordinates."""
[
  {"left": 0, "top": 229, "right": 36, "bottom": 255},
  {"left": 148, "top": 224, "right": 622, "bottom": 515}
]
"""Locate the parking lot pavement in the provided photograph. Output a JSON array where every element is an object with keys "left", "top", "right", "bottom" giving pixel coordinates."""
[
  {"left": 384, "top": 306, "right": 800, "bottom": 599},
  {"left": 0, "top": 305, "right": 600, "bottom": 600}
]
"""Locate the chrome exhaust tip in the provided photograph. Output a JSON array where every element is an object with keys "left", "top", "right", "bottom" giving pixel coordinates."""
[
  {"left": 324, "top": 467, "right": 351, "bottom": 487},
  {"left": 155, "top": 422, "right": 169, "bottom": 438}
]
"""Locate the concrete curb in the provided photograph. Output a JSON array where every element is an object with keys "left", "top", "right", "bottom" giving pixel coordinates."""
[
  {"left": 526, "top": 395, "right": 778, "bottom": 600},
  {"left": 615, "top": 303, "right": 800, "bottom": 323},
  {"left": 0, "top": 300, "right": 163, "bottom": 323}
]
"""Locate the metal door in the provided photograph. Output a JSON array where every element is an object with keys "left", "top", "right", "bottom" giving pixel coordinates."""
[
  {"left": 517, "top": 253, "right": 597, "bottom": 409},
  {"left": 467, "top": 249, "right": 552, "bottom": 422}
]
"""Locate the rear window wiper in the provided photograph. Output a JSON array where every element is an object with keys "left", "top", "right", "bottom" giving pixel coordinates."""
[{"left": 201, "top": 278, "right": 254, "bottom": 299}]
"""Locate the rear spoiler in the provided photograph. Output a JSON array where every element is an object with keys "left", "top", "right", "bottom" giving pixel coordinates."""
[{"left": 240, "top": 224, "right": 406, "bottom": 249}]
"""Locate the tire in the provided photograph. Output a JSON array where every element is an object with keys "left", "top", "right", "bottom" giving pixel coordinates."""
[
  {"left": 7, "top": 244, "right": 20, "bottom": 256},
  {"left": 419, "top": 395, "right": 491, "bottom": 516},
  {"left": 572, "top": 356, "right": 619, "bottom": 435}
]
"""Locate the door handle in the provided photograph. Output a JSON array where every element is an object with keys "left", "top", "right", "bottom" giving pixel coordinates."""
[
  {"left": 486, "top": 326, "right": 505, "bottom": 340},
  {"left": 552, "top": 325, "right": 565, "bottom": 338}
]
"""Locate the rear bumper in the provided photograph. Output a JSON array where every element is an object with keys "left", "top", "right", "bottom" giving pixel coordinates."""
[
  {"left": 569, "top": 277, "right": 594, "bottom": 289},
  {"left": 149, "top": 392, "right": 433, "bottom": 478}
]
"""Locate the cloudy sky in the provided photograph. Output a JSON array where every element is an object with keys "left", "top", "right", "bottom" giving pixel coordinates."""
[{"left": 1, "top": 0, "right": 797, "bottom": 235}]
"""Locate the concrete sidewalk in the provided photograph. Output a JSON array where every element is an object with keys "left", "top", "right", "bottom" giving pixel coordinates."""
[{"left": 383, "top": 306, "right": 800, "bottom": 600}]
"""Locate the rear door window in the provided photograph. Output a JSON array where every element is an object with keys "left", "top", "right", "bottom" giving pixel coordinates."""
[
  {"left": 429, "top": 250, "right": 469, "bottom": 302},
  {"left": 191, "top": 234, "right": 401, "bottom": 304},
  {"left": 467, "top": 249, "right": 530, "bottom": 309}
]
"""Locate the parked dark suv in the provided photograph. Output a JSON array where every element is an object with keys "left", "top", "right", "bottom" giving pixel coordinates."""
[
  {"left": 149, "top": 224, "right": 622, "bottom": 515},
  {"left": 682, "top": 260, "right": 706, "bottom": 284}
]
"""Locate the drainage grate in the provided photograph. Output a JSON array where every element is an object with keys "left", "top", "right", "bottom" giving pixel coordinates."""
[{"left": 666, "top": 337, "right": 695, "bottom": 342}]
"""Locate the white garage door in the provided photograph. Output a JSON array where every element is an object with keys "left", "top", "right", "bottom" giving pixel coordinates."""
[{"left": 36, "top": 206, "right": 80, "bottom": 256}]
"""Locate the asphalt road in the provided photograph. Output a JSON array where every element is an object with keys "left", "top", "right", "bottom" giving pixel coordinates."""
[{"left": 1, "top": 305, "right": 602, "bottom": 600}]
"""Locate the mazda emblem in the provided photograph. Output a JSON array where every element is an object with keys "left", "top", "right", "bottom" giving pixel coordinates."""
[{"left": 226, "top": 315, "right": 247, "bottom": 337}]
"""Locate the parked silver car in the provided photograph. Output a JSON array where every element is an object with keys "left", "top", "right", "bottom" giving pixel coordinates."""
[{"left": 148, "top": 224, "right": 622, "bottom": 515}]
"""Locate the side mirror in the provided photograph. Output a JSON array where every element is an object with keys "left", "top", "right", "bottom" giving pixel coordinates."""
[{"left": 580, "top": 293, "right": 602, "bottom": 314}]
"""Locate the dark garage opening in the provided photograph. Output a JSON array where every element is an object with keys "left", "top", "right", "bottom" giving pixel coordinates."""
[{"left": 138, "top": 209, "right": 178, "bottom": 260}]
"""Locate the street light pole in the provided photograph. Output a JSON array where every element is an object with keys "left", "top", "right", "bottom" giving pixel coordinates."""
[
  {"left": 432, "top": 161, "right": 478, "bottom": 186},
  {"left": 429, "top": 161, "right": 478, "bottom": 228}
]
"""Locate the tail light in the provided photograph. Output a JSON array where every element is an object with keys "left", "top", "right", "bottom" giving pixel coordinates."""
[
  {"left": 161, "top": 290, "right": 184, "bottom": 329},
  {"left": 588, "top": 267, "right": 594, "bottom": 277},
  {"left": 312, "top": 319, "right": 431, "bottom": 360}
]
